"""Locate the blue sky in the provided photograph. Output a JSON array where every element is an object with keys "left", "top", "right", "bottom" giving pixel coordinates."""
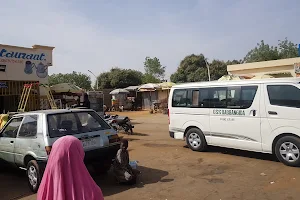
[{"left": 0, "top": 0, "right": 299, "bottom": 82}]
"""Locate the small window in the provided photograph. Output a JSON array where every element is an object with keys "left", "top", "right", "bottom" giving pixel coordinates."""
[
  {"left": 227, "top": 87, "right": 241, "bottom": 108},
  {"left": 172, "top": 89, "right": 187, "bottom": 107},
  {"left": 267, "top": 85, "right": 300, "bottom": 108},
  {"left": 192, "top": 90, "right": 199, "bottom": 107},
  {"left": 240, "top": 86, "right": 258, "bottom": 108},
  {"left": 187, "top": 89, "right": 200, "bottom": 107},
  {"left": 209, "top": 87, "right": 227, "bottom": 108},
  {"left": 199, "top": 89, "right": 210, "bottom": 108},
  {"left": 18, "top": 115, "right": 38, "bottom": 138},
  {"left": 1, "top": 118, "right": 23, "bottom": 138}
]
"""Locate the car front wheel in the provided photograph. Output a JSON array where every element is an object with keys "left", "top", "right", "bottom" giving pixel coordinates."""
[
  {"left": 27, "top": 160, "right": 41, "bottom": 193},
  {"left": 275, "top": 136, "right": 300, "bottom": 167}
]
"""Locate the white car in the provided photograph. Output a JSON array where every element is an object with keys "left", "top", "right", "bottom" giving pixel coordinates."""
[
  {"left": 0, "top": 109, "right": 120, "bottom": 192},
  {"left": 168, "top": 77, "right": 300, "bottom": 167}
]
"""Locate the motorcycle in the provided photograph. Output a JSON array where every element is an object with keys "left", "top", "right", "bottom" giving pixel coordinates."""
[{"left": 104, "top": 114, "right": 134, "bottom": 134}]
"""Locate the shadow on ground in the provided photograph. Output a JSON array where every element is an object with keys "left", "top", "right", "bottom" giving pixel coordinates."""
[
  {"left": 184, "top": 145, "right": 278, "bottom": 162},
  {"left": 0, "top": 161, "right": 33, "bottom": 200},
  {"left": 119, "top": 132, "right": 149, "bottom": 137},
  {"left": 94, "top": 166, "right": 170, "bottom": 197},
  {"left": 131, "top": 132, "right": 148, "bottom": 136},
  {"left": 0, "top": 162, "right": 170, "bottom": 200}
]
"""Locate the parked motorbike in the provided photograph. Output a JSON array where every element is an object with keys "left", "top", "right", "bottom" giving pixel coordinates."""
[
  {"left": 104, "top": 117, "right": 118, "bottom": 132},
  {"left": 104, "top": 114, "right": 134, "bottom": 134}
]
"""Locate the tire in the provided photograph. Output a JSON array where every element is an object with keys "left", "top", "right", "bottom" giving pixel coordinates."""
[
  {"left": 123, "top": 124, "right": 133, "bottom": 135},
  {"left": 27, "top": 160, "right": 41, "bottom": 193},
  {"left": 185, "top": 128, "right": 207, "bottom": 152},
  {"left": 275, "top": 136, "right": 300, "bottom": 167}
]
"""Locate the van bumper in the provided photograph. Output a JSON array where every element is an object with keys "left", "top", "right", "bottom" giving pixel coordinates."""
[{"left": 169, "top": 131, "right": 174, "bottom": 138}]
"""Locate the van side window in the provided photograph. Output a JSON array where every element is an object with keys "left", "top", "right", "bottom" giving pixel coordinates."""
[
  {"left": 267, "top": 85, "right": 300, "bottom": 108},
  {"left": 187, "top": 89, "right": 200, "bottom": 107},
  {"left": 208, "top": 86, "right": 257, "bottom": 109},
  {"left": 18, "top": 115, "right": 38, "bottom": 138},
  {"left": 209, "top": 87, "right": 227, "bottom": 108},
  {"left": 172, "top": 90, "right": 187, "bottom": 107}
]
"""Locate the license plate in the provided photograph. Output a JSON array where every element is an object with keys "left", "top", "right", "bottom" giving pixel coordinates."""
[{"left": 82, "top": 138, "right": 98, "bottom": 148}]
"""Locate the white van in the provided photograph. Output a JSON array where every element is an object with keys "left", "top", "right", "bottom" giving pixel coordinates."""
[{"left": 168, "top": 78, "right": 300, "bottom": 167}]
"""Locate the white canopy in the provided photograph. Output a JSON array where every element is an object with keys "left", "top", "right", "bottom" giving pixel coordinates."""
[
  {"left": 138, "top": 83, "right": 161, "bottom": 91},
  {"left": 51, "top": 83, "right": 83, "bottom": 94},
  {"left": 109, "top": 89, "right": 130, "bottom": 95}
]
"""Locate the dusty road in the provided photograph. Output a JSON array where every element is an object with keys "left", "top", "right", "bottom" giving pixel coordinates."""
[{"left": 1, "top": 111, "right": 300, "bottom": 200}]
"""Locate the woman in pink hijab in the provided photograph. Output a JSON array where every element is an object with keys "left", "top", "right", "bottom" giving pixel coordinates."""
[{"left": 37, "top": 136, "right": 104, "bottom": 200}]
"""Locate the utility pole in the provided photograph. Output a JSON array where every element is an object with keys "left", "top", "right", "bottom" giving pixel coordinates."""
[{"left": 88, "top": 70, "right": 98, "bottom": 90}]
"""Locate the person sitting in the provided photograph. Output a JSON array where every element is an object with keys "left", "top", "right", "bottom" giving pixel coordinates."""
[
  {"left": 112, "top": 139, "right": 139, "bottom": 185},
  {"left": 37, "top": 136, "right": 104, "bottom": 200}
]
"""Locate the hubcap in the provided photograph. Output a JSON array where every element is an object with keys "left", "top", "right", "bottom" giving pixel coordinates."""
[
  {"left": 28, "top": 166, "right": 38, "bottom": 188},
  {"left": 188, "top": 133, "right": 201, "bottom": 148},
  {"left": 279, "top": 142, "right": 300, "bottom": 162}
]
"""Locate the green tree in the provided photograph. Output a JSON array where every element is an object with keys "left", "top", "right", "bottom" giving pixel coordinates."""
[
  {"left": 143, "top": 57, "right": 166, "bottom": 83},
  {"left": 48, "top": 71, "right": 92, "bottom": 90},
  {"left": 170, "top": 54, "right": 208, "bottom": 83},
  {"left": 244, "top": 38, "right": 298, "bottom": 63},
  {"left": 96, "top": 67, "right": 143, "bottom": 89},
  {"left": 170, "top": 54, "right": 239, "bottom": 83}
]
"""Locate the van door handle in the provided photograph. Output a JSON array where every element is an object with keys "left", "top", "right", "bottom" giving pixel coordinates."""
[
  {"left": 10, "top": 141, "right": 14, "bottom": 144},
  {"left": 250, "top": 109, "right": 256, "bottom": 116},
  {"left": 268, "top": 111, "right": 277, "bottom": 115}
]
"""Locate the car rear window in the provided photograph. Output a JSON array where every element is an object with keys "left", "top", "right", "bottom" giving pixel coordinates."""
[{"left": 47, "top": 111, "right": 111, "bottom": 138}]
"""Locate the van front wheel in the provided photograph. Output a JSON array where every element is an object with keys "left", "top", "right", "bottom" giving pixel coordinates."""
[
  {"left": 275, "top": 136, "right": 300, "bottom": 167},
  {"left": 186, "top": 128, "right": 207, "bottom": 152}
]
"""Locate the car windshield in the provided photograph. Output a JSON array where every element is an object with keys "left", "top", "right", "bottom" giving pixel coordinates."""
[{"left": 47, "top": 111, "right": 111, "bottom": 138}]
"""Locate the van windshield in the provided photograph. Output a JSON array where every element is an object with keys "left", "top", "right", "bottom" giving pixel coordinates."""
[{"left": 47, "top": 111, "right": 111, "bottom": 138}]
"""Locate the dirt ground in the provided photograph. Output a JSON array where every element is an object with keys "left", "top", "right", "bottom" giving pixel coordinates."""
[{"left": 1, "top": 111, "right": 300, "bottom": 200}]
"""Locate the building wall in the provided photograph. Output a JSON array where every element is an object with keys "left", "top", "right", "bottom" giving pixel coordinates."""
[
  {"left": 231, "top": 65, "right": 295, "bottom": 76},
  {"left": 227, "top": 57, "right": 300, "bottom": 77},
  {"left": 158, "top": 90, "right": 168, "bottom": 101},
  {"left": 0, "top": 44, "right": 54, "bottom": 96}
]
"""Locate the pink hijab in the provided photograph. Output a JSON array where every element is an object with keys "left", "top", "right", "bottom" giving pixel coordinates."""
[{"left": 37, "top": 136, "right": 104, "bottom": 200}]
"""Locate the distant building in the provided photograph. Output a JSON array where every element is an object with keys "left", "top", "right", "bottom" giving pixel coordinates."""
[
  {"left": 0, "top": 44, "right": 54, "bottom": 112},
  {"left": 227, "top": 57, "right": 300, "bottom": 78}
]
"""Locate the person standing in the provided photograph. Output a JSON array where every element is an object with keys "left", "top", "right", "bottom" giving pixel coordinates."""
[{"left": 37, "top": 136, "right": 104, "bottom": 200}]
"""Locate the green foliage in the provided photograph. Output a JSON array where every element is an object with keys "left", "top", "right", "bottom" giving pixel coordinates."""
[
  {"left": 96, "top": 67, "right": 143, "bottom": 89},
  {"left": 48, "top": 71, "right": 92, "bottom": 90},
  {"left": 142, "top": 73, "right": 160, "bottom": 83},
  {"left": 170, "top": 54, "right": 234, "bottom": 83},
  {"left": 143, "top": 57, "right": 166, "bottom": 82},
  {"left": 244, "top": 38, "right": 298, "bottom": 63}
]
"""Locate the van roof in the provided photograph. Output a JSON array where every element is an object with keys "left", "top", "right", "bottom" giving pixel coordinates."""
[{"left": 172, "top": 77, "right": 300, "bottom": 88}]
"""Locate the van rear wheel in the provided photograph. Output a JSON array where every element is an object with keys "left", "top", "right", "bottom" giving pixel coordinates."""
[
  {"left": 275, "top": 136, "right": 300, "bottom": 167},
  {"left": 186, "top": 128, "right": 207, "bottom": 152}
]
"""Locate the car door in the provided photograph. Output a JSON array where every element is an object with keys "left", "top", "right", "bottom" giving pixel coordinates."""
[
  {"left": 262, "top": 83, "right": 300, "bottom": 152},
  {"left": 0, "top": 117, "right": 23, "bottom": 163},
  {"left": 209, "top": 84, "right": 262, "bottom": 152},
  {"left": 14, "top": 115, "right": 39, "bottom": 166}
]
